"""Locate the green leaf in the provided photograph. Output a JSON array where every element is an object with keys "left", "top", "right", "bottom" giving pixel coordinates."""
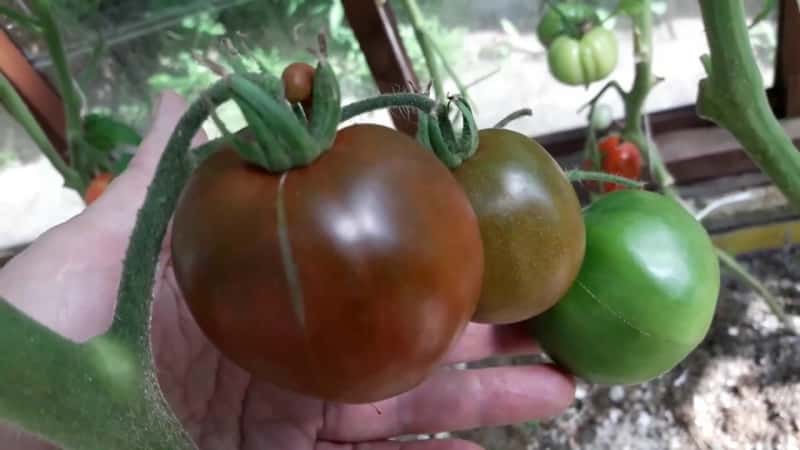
[
  {"left": 750, "top": 0, "right": 776, "bottom": 28},
  {"left": 83, "top": 113, "right": 142, "bottom": 154},
  {"left": 0, "top": 6, "right": 41, "bottom": 32},
  {"left": 110, "top": 152, "right": 134, "bottom": 176},
  {"left": 618, "top": 0, "right": 645, "bottom": 16}
]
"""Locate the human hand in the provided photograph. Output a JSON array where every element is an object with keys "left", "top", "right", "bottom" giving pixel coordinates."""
[{"left": 0, "top": 92, "right": 575, "bottom": 450}]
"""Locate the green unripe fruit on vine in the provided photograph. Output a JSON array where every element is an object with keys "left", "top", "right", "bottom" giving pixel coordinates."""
[
  {"left": 529, "top": 190, "right": 720, "bottom": 385},
  {"left": 547, "top": 27, "right": 619, "bottom": 86}
]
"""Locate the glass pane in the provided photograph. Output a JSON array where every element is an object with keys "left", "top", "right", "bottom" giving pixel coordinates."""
[
  {"left": 0, "top": 0, "right": 782, "bottom": 250},
  {"left": 0, "top": 0, "right": 389, "bottom": 249},
  {"left": 395, "top": 0, "right": 779, "bottom": 136}
]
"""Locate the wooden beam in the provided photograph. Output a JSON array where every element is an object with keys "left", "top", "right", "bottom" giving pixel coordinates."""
[
  {"left": 342, "top": 0, "right": 419, "bottom": 136},
  {"left": 0, "top": 27, "right": 66, "bottom": 154},
  {"left": 655, "top": 117, "right": 800, "bottom": 184},
  {"left": 775, "top": 0, "right": 800, "bottom": 117}
]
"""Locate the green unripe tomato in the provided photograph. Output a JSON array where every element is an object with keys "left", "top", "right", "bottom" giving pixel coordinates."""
[
  {"left": 529, "top": 190, "right": 720, "bottom": 385},
  {"left": 590, "top": 103, "right": 613, "bottom": 130},
  {"left": 536, "top": 3, "right": 599, "bottom": 47},
  {"left": 547, "top": 27, "right": 619, "bottom": 86}
]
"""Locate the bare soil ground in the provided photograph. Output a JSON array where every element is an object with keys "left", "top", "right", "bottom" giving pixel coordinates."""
[{"left": 455, "top": 246, "right": 800, "bottom": 450}]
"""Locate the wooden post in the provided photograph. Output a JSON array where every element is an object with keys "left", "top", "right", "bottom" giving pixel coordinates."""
[
  {"left": 775, "top": 0, "right": 800, "bottom": 117},
  {"left": 342, "top": 0, "right": 419, "bottom": 136},
  {"left": 0, "top": 27, "right": 67, "bottom": 154}
]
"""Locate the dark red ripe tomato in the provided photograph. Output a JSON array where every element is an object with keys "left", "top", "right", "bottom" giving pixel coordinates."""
[
  {"left": 452, "top": 129, "right": 585, "bottom": 324},
  {"left": 281, "top": 62, "right": 315, "bottom": 103},
  {"left": 171, "top": 124, "right": 483, "bottom": 403},
  {"left": 598, "top": 135, "right": 642, "bottom": 192}
]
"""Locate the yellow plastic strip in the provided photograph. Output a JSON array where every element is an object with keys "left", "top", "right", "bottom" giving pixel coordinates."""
[{"left": 711, "top": 219, "right": 800, "bottom": 255}]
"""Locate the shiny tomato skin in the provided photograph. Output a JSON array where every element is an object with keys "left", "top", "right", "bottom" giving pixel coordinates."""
[
  {"left": 452, "top": 129, "right": 585, "bottom": 324},
  {"left": 171, "top": 124, "right": 483, "bottom": 403},
  {"left": 84, "top": 172, "right": 112, "bottom": 205},
  {"left": 529, "top": 190, "right": 720, "bottom": 385},
  {"left": 598, "top": 135, "right": 642, "bottom": 192}
]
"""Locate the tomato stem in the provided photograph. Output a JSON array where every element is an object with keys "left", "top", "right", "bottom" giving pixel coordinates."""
[
  {"left": 0, "top": 72, "right": 83, "bottom": 191},
  {"left": 714, "top": 248, "right": 797, "bottom": 334},
  {"left": 230, "top": 75, "right": 321, "bottom": 171},
  {"left": 493, "top": 108, "right": 533, "bottom": 129},
  {"left": 566, "top": 169, "right": 645, "bottom": 189},
  {"left": 341, "top": 93, "right": 437, "bottom": 122},
  {"left": 401, "top": 0, "right": 446, "bottom": 101},
  {"left": 697, "top": 0, "right": 800, "bottom": 210}
]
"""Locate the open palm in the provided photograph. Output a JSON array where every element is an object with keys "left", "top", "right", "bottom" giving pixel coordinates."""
[{"left": 0, "top": 93, "right": 574, "bottom": 450}]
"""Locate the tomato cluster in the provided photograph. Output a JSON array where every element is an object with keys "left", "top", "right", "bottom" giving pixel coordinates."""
[
  {"left": 537, "top": 2, "right": 619, "bottom": 86},
  {"left": 169, "top": 61, "right": 720, "bottom": 403}
]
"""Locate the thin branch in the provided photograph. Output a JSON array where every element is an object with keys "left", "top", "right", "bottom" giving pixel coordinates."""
[
  {"left": 0, "top": 72, "right": 82, "bottom": 190},
  {"left": 494, "top": 108, "right": 533, "bottom": 128},
  {"left": 401, "top": 0, "right": 445, "bottom": 101},
  {"left": 715, "top": 248, "right": 796, "bottom": 333}
]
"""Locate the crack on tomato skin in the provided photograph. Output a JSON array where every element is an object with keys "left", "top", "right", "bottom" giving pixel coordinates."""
[
  {"left": 276, "top": 171, "right": 306, "bottom": 329},
  {"left": 576, "top": 279, "right": 653, "bottom": 339},
  {"left": 575, "top": 279, "right": 688, "bottom": 350}
]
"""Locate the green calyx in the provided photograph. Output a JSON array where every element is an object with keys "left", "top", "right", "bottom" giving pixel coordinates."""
[
  {"left": 417, "top": 97, "right": 479, "bottom": 168},
  {"left": 226, "top": 59, "right": 342, "bottom": 173},
  {"left": 340, "top": 92, "right": 480, "bottom": 169}
]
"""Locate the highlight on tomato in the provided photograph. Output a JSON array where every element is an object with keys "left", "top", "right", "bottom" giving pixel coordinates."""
[{"left": 528, "top": 190, "right": 721, "bottom": 385}]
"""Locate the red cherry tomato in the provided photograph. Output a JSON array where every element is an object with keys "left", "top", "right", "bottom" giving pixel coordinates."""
[
  {"left": 84, "top": 172, "right": 113, "bottom": 205},
  {"left": 598, "top": 135, "right": 642, "bottom": 192}
]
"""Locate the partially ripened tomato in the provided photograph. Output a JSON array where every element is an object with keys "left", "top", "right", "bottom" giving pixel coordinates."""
[
  {"left": 598, "top": 135, "right": 642, "bottom": 192},
  {"left": 452, "top": 129, "right": 585, "bottom": 324},
  {"left": 171, "top": 124, "right": 483, "bottom": 403},
  {"left": 84, "top": 172, "right": 113, "bottom": 205},
  {"left": 529, "top": 190, "right": 720, "bottom": 385}
]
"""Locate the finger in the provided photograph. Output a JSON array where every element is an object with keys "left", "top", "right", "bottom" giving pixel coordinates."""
[
  {"left": 126, "top": 91, "right": 205, "bottom": 180},
  {"left": 316, "top": 438, "right": 483, "bottom": 450},
  {"left": 443, "top": 322, "right": 539, "bottom": 365},
  {"left": 320, "top": 364, "right": 574, "bottom": 442},
  {"left": 83, "top": 91, "right": 207, "bottom": 235}
]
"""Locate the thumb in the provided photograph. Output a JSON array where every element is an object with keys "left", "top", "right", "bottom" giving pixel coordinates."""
[{"left": 81, "top": 91, "right": 207, "bottom": 235}]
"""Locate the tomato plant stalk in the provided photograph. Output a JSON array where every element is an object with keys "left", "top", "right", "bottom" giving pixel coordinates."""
[
  {"left": 0, "top": 76, "right": 243, "bottom": 450},
  {"left": 29, "top": 0, "right": 89, "bottom": 184},
  {"left": 0, "top": 72, "right": 82, "bottom": 190},
  {"left": 696, "top": 0, "right": 800, "bottom": 211},
  {"left": 594, "top": 0, "right": 795, "bottom": 332}
]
